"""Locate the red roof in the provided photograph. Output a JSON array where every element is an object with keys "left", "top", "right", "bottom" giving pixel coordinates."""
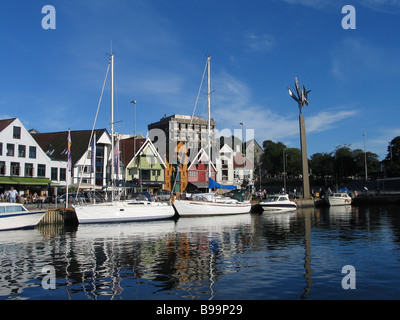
[
  {"left": 0, "top": 118, "right": 16, "bottom": 132},
  {"left": 119, "top": 137, "right": 146, "bottom": 166},
  {"left": 233, "top": 152, "right": 254, "bottom": 168}
]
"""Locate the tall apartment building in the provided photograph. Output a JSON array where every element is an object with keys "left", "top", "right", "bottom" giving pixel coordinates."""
[
  {"left": 148, "top": 114, "right": 217, "bottom": 192},
  {"left": 148, "top": 114, "right": 217, "bottom": 162}
]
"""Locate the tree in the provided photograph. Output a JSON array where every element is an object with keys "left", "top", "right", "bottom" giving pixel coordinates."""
[
  {"left": 385, "top": 136, "right": 400, "bottom": 177},
  {"left": 262, "top": 140, "right": 286, "bottom": 176},
  {"left": 353, "top": 148, "right": 380, "bottom": 179},
  {"left": 261, "top": 140, "right": 302, "bottom": 177},
  {"left": 310, "top": 152, "right": 334, "bottom": 179},
  {"left": 334, "top": 145, "right": 356, "bottom": 180},
  {"left": 285, "top": 148, "right": 302, "bottom": 178}
]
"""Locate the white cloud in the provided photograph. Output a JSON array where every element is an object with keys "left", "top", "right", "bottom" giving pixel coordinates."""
[
  {"left": 243, "top": 33, "right": 276, "bottom": 52},
  {"left": 210, "top": 70, "right": 358, "bottom": 146}
]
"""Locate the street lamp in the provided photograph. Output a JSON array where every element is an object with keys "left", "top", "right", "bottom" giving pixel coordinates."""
[
  {"left": 288, "top": 77, "right": 311, "bottom": 199},
  {"left": 239, "top": 122, "right": 245, "bottom": 155},
  {"left": 363, "top": 132, "right": 368, "bottom": 181}
]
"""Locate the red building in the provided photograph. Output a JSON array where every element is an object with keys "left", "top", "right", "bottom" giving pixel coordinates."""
[{"left": 187, "top": 149, "right": 216, "bottom": 192}]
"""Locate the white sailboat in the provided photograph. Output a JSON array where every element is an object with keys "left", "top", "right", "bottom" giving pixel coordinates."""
[
  {"left": 173, "top": 56, "right": 252, "bottom": 217},
  {"left": 73, "top": 54, "right": 175, "bottom": 224}
]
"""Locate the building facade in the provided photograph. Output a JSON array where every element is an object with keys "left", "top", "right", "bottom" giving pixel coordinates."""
[
  {"left": 187, "top": 148, "right": 217, "bottom": 192},
  {"left": 148, "top": 114, "right": 217, "bottom": 193},
  {"left": 0, "top": 118, "right": 66, "bottom": 198},
  {"left": 120, "top": 137, "right": 166, "bottom": 193}
]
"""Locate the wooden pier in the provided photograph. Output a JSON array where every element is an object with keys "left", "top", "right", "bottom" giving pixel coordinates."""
[{"left": 37, "top": 208, "right": 78, "bottom": 226}]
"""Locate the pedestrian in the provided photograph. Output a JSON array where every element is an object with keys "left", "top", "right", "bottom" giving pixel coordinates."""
[{"left": 8, "top": 187, "right": 18, "bottom": 203}]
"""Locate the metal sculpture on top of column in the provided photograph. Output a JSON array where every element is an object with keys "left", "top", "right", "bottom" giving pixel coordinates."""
[{"left": 288, "top": 77, "right": 311, "bottom": 199}]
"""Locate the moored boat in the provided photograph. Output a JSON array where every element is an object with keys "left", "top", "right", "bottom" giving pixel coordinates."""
[
  {"left": 73, "top": 200, "right": 175, "bottom": 224},
  {"left": 328, "top": 192, "right": 352, "bottom": 206},
  {"left": 259, "top": 194, "right": 297, "bottom": 212},
  {"left": 172, "top": 57, "right": 251, "bottom": 217},
  {"left": 71, "top": 53, "right": 175, "bottom": 224},
  {"left": 173, "top": 192, "right": 251, "bottom": 217},
  {"left": 0, "top": 203, "right": 46, "bottom": 231}
]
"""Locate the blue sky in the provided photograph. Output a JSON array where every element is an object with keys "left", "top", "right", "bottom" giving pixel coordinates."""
[{"left": 1, "top": 0, "right": 400, "bottom": 160}]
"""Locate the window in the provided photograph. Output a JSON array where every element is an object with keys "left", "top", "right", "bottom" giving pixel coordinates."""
[
  {"left": 25, "top": 163, "right": 33, "bottom": 177},
  {"left": 141, "top": 169, "right": 151, "bottom": 181},
  {"left": 6, "top": 144, "right": 14, "bottom": 156},
  {"left": 0, "top": 162, "right": 5, "bottom": 175},
  {"left": 13, "top": 126, "right": 21, "bottom": 139},
  {"left": 189, "top": 171, "right": 197, "bottom": 177},
  {"left": 37, "top": 164, "right": 46, "bottom": 177},
  {"left": 6, "top": 205, "right": 25, "bottom": 213},
  {"left": 60, "top": 168, "right": 66, "bottom": 181},
  {"left": 11, "top": 162, "right": 20, "bottom": 176},
  {"left": 0, "top": 142, "right": 2, "bottom": 156},
  {"left": 29, "top": 146, "right": 36, "bottom": 159},
  {"left": 51, "top": 167, "right": 58, "bottom": 181},
  {"left": 18, "top": 145, "right": 26, "bottom": 158}
]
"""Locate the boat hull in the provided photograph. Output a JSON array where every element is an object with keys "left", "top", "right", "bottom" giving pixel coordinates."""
[
  {"left": 173, "top": 199, "right": 251, "bottom": 217},
  {"left": 0, "top": 210, "right": 46, "bottom": 231},
  {"left": 73, "top": 201, "right": 176, "bottom": 224},
  {"left": 328, "top": 197, "right": 352, "bottom": 206},
  {"left": 259, "top": 203, "right": 297, "bottom": 212}
]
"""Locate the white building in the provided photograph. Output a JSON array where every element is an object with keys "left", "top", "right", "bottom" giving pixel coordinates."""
[
  {"left": 215, "top": 143, "right": 254, "bottom": 189},
  {"left": 0, "top": 118, "right": 67, "bottom": 197},
  {"left": 32, "top": 129, "right": 124, "bottom": 190}
]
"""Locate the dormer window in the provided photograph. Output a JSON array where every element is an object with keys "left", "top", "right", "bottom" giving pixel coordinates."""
[{"left": 13, "top": 126, "right": 21, "bottom": 139}]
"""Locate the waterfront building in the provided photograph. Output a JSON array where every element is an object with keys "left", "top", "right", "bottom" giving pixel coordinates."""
[
  {"left": 119, "top": 136, "right": 166, "bottom": 193},
  {"left": 0, "top": 118, "right": 66, "bottom": 198},
  {"left": 32, "top": 128, "right": 123, "bottom": 190},
  {"left": 216, "top": 144, "right": 235, "bottom": 186},
  {"left": 148, "top": 114, "right": 217, "bottom": 193},
  {"left": 187, "top": 148, "right": 217, "bottom": 192}
]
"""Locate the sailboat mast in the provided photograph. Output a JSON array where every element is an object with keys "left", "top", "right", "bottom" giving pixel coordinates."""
[
  {"left": 111, "top": 53, "right": 115, "bottom": 202},
  {"left": 207, "top": 56, "right": 211, "bottom": 193}
]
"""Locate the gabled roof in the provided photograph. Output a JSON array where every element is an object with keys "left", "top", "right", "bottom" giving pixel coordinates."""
[
  {"left": 120, "top": 137, "right": 166, "bottom": 168},
  {"left": 119, "top": 137, "right": 146, "bottom": 166},
  {"left": 187, "top": 148, "right": 217, "bottom": 172},
  {"left": 31, "top": 129, "right": 109, "bottom": 164},
  {"left": 0, "top": 118, "right": 17, "bottom": 133}
]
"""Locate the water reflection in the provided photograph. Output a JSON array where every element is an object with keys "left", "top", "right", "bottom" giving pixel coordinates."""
[{"left": 1, "top": 205, "right": 400, "bottom": 299}]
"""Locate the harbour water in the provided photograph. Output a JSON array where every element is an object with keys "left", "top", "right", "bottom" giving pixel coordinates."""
[{"left": 1, "top": 204, "right": 400, "bottom": 300}]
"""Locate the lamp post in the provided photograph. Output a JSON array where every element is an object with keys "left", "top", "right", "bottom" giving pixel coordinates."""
[
  {"left": 288, "top": 77, "right": 311, "bottom": 199},
  {"left": 240, "top": 122, "right": 245, "bottom": 183},
  {"left": 363, "top": 132, "right": 368, "bottom": 181}
]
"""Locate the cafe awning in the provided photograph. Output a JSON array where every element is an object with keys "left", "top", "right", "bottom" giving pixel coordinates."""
[{"left": 0, "top": 176, "right": 53, "bottom": 186}]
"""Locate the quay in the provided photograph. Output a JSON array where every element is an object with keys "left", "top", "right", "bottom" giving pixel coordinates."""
[
  {"left": 25, "top": 204, "right": 78, "bottom": 226},
  {"left": 352, "top": 193, "right": 400, "bottom": 205}
]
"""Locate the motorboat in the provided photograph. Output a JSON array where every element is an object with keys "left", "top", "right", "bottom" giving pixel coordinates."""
[
  {"left": 259, "top": 194, "right": 297, "bottom": 212},
  {"left": 73, "top": 200, "right": 175, "bottom": 224},
  {"left": 0, "top": 203, "right": 46, "bottom": 231},
  {"left": 327, "top": 192, "right": 352, "bottom": 206}
]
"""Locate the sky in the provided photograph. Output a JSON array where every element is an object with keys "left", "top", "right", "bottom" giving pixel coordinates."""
[{"left": 1, "top": 0, "right": 400, "bottom": 160}]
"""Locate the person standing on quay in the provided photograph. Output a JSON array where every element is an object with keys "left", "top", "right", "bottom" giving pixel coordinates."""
[{"left": 8, "top": 186, "right": 18, "bottom": 203}]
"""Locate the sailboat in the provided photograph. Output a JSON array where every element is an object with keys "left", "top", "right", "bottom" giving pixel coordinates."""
[
  {"left": 73, "top": 54, "right": 175, "bottom": 224},
  {"left": 173, "top": 56, "right": 252, "bottom": 217}
]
